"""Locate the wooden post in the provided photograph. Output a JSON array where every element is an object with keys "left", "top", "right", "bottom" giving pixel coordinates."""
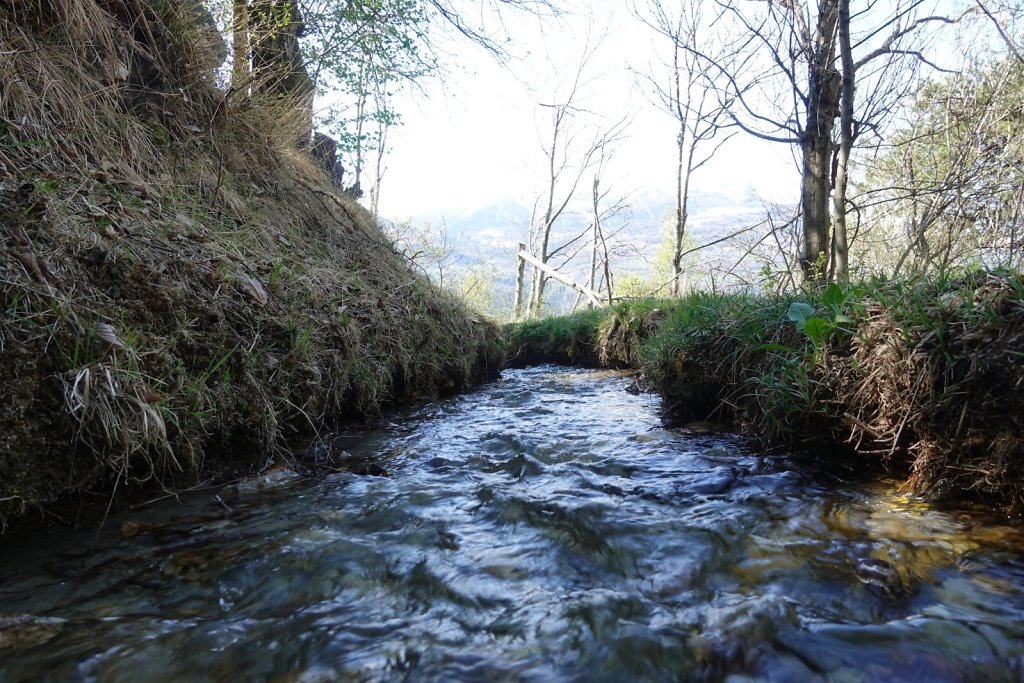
[{"left": 512, "top": 243, "right": 527, "bottom": 321}]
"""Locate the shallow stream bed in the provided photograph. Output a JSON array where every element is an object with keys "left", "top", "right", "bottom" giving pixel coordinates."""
[{"left": 2, "top": 366, "right": 1024, "bottom": 681}]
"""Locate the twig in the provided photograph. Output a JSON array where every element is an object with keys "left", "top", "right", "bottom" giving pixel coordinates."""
[{"left": 889, "top": 371, "right": 926, "bottom": 458}]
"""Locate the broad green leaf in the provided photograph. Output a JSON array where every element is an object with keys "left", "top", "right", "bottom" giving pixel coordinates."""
[
  {"left": 821, "top": 282, "right": 845, "bottom": 309},
  {"left": 803, "top": 317, "right": 830, "bottom": 344},
  {"left": 787, "top": 302, "right": 815, "bottom": 328}
]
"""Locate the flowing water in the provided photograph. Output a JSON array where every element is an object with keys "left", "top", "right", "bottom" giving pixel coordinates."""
[{"left": 2, "top": 366, "right": 1024, "bottom": 682}]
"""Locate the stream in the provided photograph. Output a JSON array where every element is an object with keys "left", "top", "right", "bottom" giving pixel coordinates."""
[{"left": 2, "top": 366, "right": 1024, "bottom": 682}]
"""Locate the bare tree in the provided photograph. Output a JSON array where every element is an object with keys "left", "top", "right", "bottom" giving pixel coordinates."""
[
  {"left": 585, "top": 180, "right": 630, "bottom": 307},
  {"left": 632, "top": 0, "right": 735, "bottom": 296},
  {"left": 523, "top": 39, "right": 629, "bottom": 318},
  {"left": 681, "top": 0, "right": 968, "bottom": 282},
  {"left": 830, "top": 0, "right": 854, "bottom": 282},
  {"left": 575, "top": 130, "right": 632, "bottom": 309},
  {"left": 973, "top": 0, "right": 1024, "bottom": 64},
  {"left": 368, "top": 116, "right": 391, "bottom": 219},
  {"left": 857, "top": 48, "right": 1024, "bottom": 278}
]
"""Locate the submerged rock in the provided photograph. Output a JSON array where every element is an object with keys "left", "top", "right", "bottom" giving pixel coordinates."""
[{"left": 0, "top": 615, "right": 66, "bottom": 652}]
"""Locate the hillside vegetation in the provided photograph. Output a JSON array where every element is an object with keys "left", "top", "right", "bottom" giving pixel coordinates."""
[
  {"left": 0, "top": 1, "right": 502, "bottom": 528},
  {"left": 507, "top": 273, "right": 1024, "bottom": 506}
]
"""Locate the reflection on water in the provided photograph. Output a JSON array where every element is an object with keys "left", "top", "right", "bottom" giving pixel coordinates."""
[{"left": 1, "top": 366, "right": 1023, "bottom": 681}]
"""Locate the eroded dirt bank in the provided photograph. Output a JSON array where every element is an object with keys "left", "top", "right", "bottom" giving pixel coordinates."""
[{"left": 0, "top": 1, "right": 503, "bottom": 529}]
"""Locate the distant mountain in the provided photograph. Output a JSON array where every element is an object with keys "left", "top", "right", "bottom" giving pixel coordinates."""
[
  {"left": 443, "top": 201, "right": 533, "bottom": 238},
  {"left": 383, "top": 189, "right": 781, "bottom": 317}
]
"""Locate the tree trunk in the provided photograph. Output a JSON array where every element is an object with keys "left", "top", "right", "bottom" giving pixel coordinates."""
[
  {"left": 231, "top": 0, "right": 249, "bottom": 93},
  {"left": 512, "top": 244, "right": 527, "bottom": 321},
  {"left": 671, "top": 43, "right": 686, "bottom": 297},
  {"left": 603, "top": 255, "right": 614, "bottom": 305},
  {"left": 672, "top": 127, "right": 685, "bottom": 295},
  {"left": 799, "top": 0, "right": 841, "bottom": 283},
  {"left": 530, "top": 122, "right": 560, "bottom": 318},
  {"left": 528, "top": 268, "right": 546, "bottom": 319},
  {"left": 588, "top": 176, "right": 600, "bottom": 305},
  {"left": 831, "top": 0, "right": 853, "bottom": 283},
  {"left": 678, "top": 139, "right": 696, "bottom": 295},
  {"left": 369, "top": 120, "right": 389, "bottom": 219}
]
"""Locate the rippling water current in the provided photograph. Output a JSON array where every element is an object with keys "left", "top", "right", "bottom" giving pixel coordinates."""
[{"left": 3, "top": 366, "right": 1024, "bottom": 682}]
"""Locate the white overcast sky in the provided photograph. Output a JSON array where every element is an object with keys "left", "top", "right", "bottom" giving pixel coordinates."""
[
  {"left": 370, "top": 0, "right": 985, "bottom": 220},
  {"left": 373, "top": 0, "right": 800, "bottom": 219}
]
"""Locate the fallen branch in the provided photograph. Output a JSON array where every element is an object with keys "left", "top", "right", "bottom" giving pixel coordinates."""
[{"left": 518, "top": 248, "right": 602, "bottom": 306}]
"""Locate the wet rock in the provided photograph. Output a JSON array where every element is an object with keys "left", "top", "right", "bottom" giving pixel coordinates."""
[
  {"left": 704, "top": 446, "right": 732, "bottom": 460},
  {"left": 691, "top": 594, "right": 797, "bottom": 672},
  {"left": 632, "top": 429, "right": 679, "bottom": 444},
  {"left": 624, "top": 373, "right": 649, "bottom": 395},
  {"left": 231, "top": 467, "right": 302, "bottom": 492},
  {"left": 481, "top": 564, "right": 530, "bottom": 580},
  {"left": 0, "top": 615, "right": 66, "bottom": 652},
  {"left": 505, "top": 453, "right": 544, "bottom": 480},
  {"left": 855, "top": 557, "right": 909, "bottom": 602},
  {"left": 424, "top": 456, "right": 452, "bottom": 470},
  {"left": 118, "top": 520, "right": 169, "bottom": 538},
  {"left": 682, "top": 421, "right": 728, "bottom": 434},
  {"left": 163, "top": 549, "right": 211, "bottom": 581},
  {"left": 352, "top": 462, "right": 389, "bottom": 477},
  {"left": 687, "top": 467, "right": 739, "bottom": 495}
]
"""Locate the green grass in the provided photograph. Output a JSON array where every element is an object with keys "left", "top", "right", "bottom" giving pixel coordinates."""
[{"left": 504, "top": 307, "right": 607, "bottom": 367}]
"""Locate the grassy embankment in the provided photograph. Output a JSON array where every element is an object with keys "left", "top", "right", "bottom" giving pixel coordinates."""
[
  {"left": 506, "top": 273, "right": 1024, "bottom": 505},
  {"left": 0, "top": 2, "right": 503, "bottom": 529}
]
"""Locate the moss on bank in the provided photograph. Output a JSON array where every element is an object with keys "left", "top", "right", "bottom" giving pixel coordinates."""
[
  {"left": 0, "top": 3, "right": 503, "bottom": 529},
  {"left": 506, "top": 272, "right": 1024, "bottom": 506}
]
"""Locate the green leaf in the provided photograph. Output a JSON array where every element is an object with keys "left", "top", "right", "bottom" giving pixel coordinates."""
[
  {"left": 821, "top": 282, "right": 845, "bottom": 309},
  {"left": 787, "top": 302, "right": 815, "bottom": 329},
  {"left": 803, "top": 317, "right": 830, "bottom": 345}
]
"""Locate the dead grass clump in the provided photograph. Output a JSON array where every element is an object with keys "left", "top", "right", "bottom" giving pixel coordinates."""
[
  {"left": 837, "top": 302, "right": 935, "bottom": 456},
  {"left": 0, "top": 26, "right": 155, "bottom": 182},
  {"left": 903, "top": 273, "right": 1023, "bottom": 502},
  {"left": 62, "top": 360, "right": 178, "bottom": 484},
  {"left": 596, "top": 304, "right": 665, "bottom": 368},
  {"left": 5, "top": 0, "right": 120, "bottom": 57},
  {"left": 812, "top": 272, "right": 1024, "bottom": 503}
]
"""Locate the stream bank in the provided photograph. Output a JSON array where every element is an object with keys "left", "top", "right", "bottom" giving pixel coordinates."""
[
  {"left": 0, "top": 2, "right": 503, "bottom": 530},
  {"left": 505, "top": 272, "right": 1024, "bottom": 506}
]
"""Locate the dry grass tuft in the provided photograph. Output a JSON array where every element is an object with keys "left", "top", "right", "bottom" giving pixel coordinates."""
[{"left": 62, "top": 361, "right": 177, "bottom": 483}]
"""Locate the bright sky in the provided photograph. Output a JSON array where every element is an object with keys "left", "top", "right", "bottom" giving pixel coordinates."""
[
  {"left": 375, "top": 0, "right": 801, "bottom": 219},
  {"left": 370, "top": 0, "right": 993, "bottom": 221}
]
